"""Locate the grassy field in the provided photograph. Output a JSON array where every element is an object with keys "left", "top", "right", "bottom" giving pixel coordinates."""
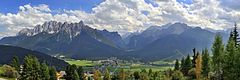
[
  {"left": 151, "top": 60, "right": 175, "bottom": 65},
  {"left": 66, "top": 59, "right": 174, "bottom": 73},
  {"left": 66, "top": 60, "right": 96, "bottom": 66},
  {"left": 123, "top": 64, "right": 173, "bottom": 72}
]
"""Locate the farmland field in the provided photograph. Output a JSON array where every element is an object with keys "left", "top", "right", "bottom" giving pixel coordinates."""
[
  {"left": 123, "top": 63, "right": 173, "bottom": 72},
  {"left": 66, "top": 59, "right": 174, "bottom": 73},
  {"left": 66, "top": 60, "right": 96, "bottom": 66}
]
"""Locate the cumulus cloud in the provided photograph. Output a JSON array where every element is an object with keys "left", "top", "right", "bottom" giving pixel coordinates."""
[{"left": 0, "top": 0, "right": 240, "bottom": 37}]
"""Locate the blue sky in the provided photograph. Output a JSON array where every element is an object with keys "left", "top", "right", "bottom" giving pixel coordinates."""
[
  {"left": 0, "top": 0, "right": 192, "bottom": 14},
  {"left": 0, "top": 0, "right": 104, "bottom": 13},
  {"left": 176, "top": 0, "right": 193, "bottom": 4}
]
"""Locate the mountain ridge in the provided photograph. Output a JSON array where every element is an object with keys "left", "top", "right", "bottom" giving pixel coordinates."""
[
  {"left": 0, "top": 21, "right": 125, "bottom": 60},
  {"left": 0, "top": 21, "right": 230, "bottom": 61}
]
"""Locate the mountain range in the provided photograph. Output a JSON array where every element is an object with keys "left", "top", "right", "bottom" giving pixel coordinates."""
[
  {"left": 127, "top": 23, "right": 228, "bottom": 61},
  {"left": 0, "top": 21, "right": 230, "bottom": 61}
]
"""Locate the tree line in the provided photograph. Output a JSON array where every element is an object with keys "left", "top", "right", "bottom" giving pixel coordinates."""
[{"left": 1, "top": 55, "right": 57, "bottom": 80}]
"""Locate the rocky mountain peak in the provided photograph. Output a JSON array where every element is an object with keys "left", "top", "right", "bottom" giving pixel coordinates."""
[{"left": 18, "top": 21, "right": 89, "bottom": 36}]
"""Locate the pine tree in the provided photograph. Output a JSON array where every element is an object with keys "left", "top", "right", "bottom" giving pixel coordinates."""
[
  {"left": 148, "top": 68, "right": 153, "bottom": 76},
  {"left": 233, "top": 22, "right": 239, "bottom": 46},
  {"left": 40, "top": 63, "right": 50, "bottom": 80},
  {"left": 103, "top": 68, "right": 111, "bottom": 80},
  {"left": 223, "top": 36, "right": 238, "bottom": 79},
  {"left": 93, "top": 70, "right": 101, "bottom": 80},
  {"left": 174, "top": 59, "right": 180, "bottom": 70},
  {"left": 10, "top": 56, "right": 20, "bottom": 72},
  {"left": 202, "top": 48, "right": 210, "bottom": 78},
  {"left": 133, "top": 71, "right": 140, "bottom": 80},
  {"left": 192, "top": 48, "right": 197, "bottom": 68},
  {"left": 212, "top": 34, "right": 224, "bottom": 80},
  {"left": 172, "top": 70, "right": 184, "bottom": 80},
  {"left": 236, "top": 43, "right": 240, "bottom": 80},
  {"left": 140, "top": 69, "right": 149, "bottom": 80},
  {"left": 152, "top": 72, "right": 159, "bottom": 80},
  {"left": 73, "top": 70, "right": 80, "bottom": 80},
  {"left": 182, "top": 55, "right": 192, "bottom": 76},
  {"left": 180, "top": 58, "right": 185, "bottom": 73},
  {"left": 65, "top": 65, "right": 72, "bottom": 80},
  {"left": 195, "top": 54, "right": 202, "bottom": 80},
  {"left": 65, "top": 64, "right": 78, "bottom": 80},
  {"left": 49, "top": 67, "right": 57, "bottom": 80},
  {"left": 20, "top": 55, "right": 41, "bottom": 80},
  {"left": 77, "top": 66, "right": 84, "bottom": 80}
]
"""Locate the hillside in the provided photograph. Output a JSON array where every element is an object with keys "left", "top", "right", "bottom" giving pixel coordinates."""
[{"left": 0, "top": 45, "right": 68, "bottom": 70}]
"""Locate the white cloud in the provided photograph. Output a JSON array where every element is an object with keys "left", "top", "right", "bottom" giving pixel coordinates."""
[{"left": 0, "top": 0, "right": 240, "bottom": 37}]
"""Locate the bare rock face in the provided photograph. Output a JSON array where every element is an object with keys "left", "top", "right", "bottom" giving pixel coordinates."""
[{"left": 18, "top": 21, "right": 90, "bottom": 37}]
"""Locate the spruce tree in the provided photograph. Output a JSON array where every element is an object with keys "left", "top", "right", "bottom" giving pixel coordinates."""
[
  {"left": 20, "top": 55, "right": 41, "bottom": 80},
  {"left": 172, "top": 70, "right": 184, "bottom": 80},
  {"left": 180, "top": 58, "right": 185, "bottom": 73},
  {"left": 212, "top": 34, "right": 224, "bottom": 80},
  {"left": 77, "top": 66, "right": 84, "bottom": 80},
  {"left": 65, "top": 64, "right": 78, "bottom": 80},
  {"left": 174, "top": 59, "right": 180, "bottom": 70},
  {"left": 183, "top": 55, "right": 192, "bottom": 76},
  {"left": 40, "top": 63, "right": 50, "bottom": 80},
  {"left": 49, "top": 67, "right": 57, "bottom": 80},
  {"left": 148, "top": 68, "right": 153, "bottom": 77},
  {"left": 202, "top": 48, "right": 210, "bottom": 78},
  {"left": 133, "top": 71, "right": 140, "bottom": 80},
  {"left": 233, "top": 22, "right": 239, "bottom": 46},
  {"left": 65, "top": 65, "right": 72, "bottom": 80},
  {"left": 223, "top": 35, "right": 238, "bottom": 79},
  {"left": 73, "top": 70, "right": 80, "bottom": 80},
  {"left": 235, "top": 43, "right": 240, "bottom": 80},
  {"left": 192, "top": 48, "right": 197, "bottom": 68},
  {"left": 139, "top": 69, "right": 149, "bottom": 80}
]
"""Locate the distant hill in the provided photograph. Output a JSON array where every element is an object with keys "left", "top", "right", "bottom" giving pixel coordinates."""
[{"left": 0, "top": 45, "right": 69, "bottom": 70}]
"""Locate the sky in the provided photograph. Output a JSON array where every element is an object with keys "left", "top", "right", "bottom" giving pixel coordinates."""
[{"left": 0, "top": 0, "right": 240, "bottom": 37}]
